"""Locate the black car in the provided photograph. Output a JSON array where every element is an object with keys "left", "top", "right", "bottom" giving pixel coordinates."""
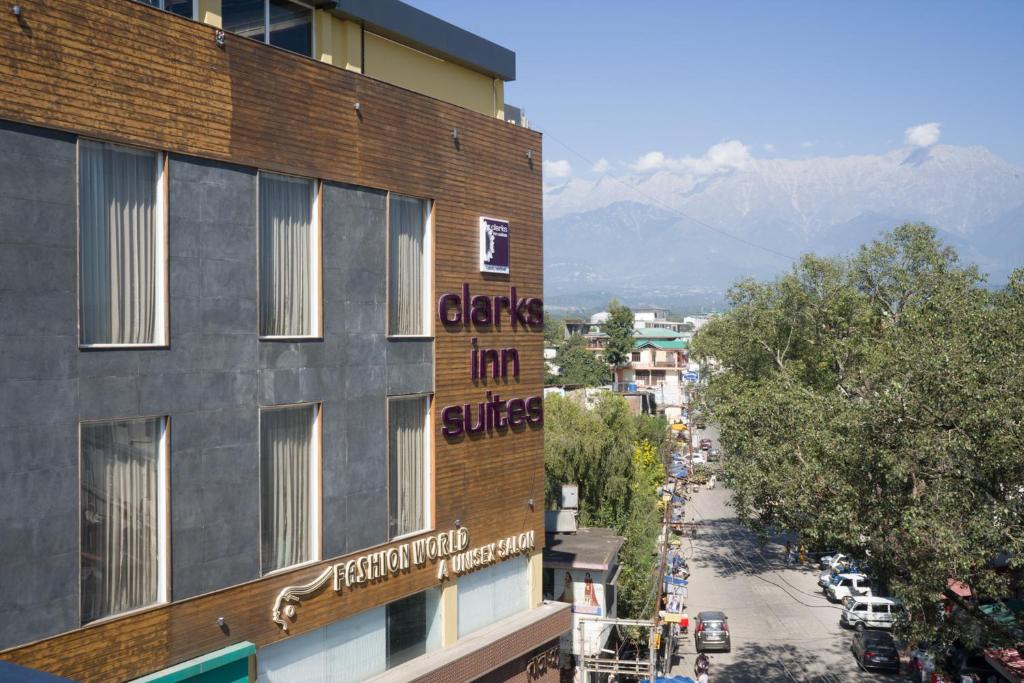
[
  {"left": 694, "top": 611, "right": 731, "bottom": 653},
  {"left": 850, "top": 629, "right": 900, "bottom": 673}
]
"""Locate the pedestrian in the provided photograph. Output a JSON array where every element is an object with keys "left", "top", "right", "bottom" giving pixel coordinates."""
[
  {"left": 680, "top": 612, "right": 689, "bottom": 635},
  {"left": 785, "top": 540, "right": 793, "bottom": 564},
  {"left": 798, "top": 543, "right": 806, "bottom": 565}
]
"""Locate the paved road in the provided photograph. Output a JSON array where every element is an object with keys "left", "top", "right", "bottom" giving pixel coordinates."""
[{"left": 667, "top": 428, "right": 895, "bottom": 681}]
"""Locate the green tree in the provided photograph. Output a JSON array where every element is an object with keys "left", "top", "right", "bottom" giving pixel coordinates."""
[
  {"left": 692, "top": 224, "right": 1024, "bottom": 649},
  {"left": 551, "top": 335, "right": 611, "bottom": 386},
  {"left": 604, "top": 299, "right": 635, "bottom": 371},
  {"left": 544, "top": 393, "right": 670, "bottom": 618},
  {"left": 543, "top": 316, "right": 566, "bottom": 349}
]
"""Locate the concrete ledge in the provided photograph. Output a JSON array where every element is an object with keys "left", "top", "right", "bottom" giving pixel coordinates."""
[{"left": 367, "top": 602, "right": 572, "bottom": 683}]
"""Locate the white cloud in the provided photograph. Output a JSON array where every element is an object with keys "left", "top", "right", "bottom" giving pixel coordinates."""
[
  {"left": 800, "top": 141, "right": 815, "bottom": 149},
  {"left": 763, "top": 143, "right": 776, "bottom": 152},
  {"left": 591, "top": 158, "right": 610, "bottom": 173},
  {"left": 543, "top": 159, "right": 572, "bottom": 178},
  {"left": 628, "top": 140, "right": 753, "bottom": 174},
  {"left": 905, "top": 122, "right": 941, "bottom": 147}
]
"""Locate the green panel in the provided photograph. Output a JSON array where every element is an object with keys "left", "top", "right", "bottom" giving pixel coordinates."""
[{"left": 131, "top": 642, "right": 255, "bottom": 683}]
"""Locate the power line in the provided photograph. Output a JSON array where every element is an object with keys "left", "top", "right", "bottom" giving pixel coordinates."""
[{"left": 538, "top": 128, "right": 799, "bottom": 263}]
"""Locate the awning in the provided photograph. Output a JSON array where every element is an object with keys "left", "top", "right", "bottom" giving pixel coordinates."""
[{"left": 984, "top": 648, "right": 1024, "bottom": 682}]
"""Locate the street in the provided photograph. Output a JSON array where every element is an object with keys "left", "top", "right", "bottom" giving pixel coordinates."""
[{"left": 670, "top": 430, "right": 891, "bottom": 682}]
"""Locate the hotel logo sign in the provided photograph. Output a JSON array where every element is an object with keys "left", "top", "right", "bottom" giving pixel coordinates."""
[{"left": 480, "top": 217, "right": 510, "bottom": 274}]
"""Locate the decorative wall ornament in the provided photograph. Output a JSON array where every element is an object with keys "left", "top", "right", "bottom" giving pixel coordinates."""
[{"left": 271, "top": 567, "right": 334, "bottom": 631}]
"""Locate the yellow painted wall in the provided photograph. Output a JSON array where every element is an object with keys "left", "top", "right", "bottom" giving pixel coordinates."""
[
  {"left": 197, "top": 0, "right": 221, "bottom": 28},
  {"left": 363, "top": 31, "right": 503, "bottom": 118},
  {"left": 528, "top": 550, "right": 543, "bottom": 608},
  {"left": 315, "top": 13, "right": 362, "bottom": 73},
  {"left": 440, "top": 581, "right": 459, "bottom": 647}
]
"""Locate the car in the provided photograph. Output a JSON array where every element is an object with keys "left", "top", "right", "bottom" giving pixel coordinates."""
[
  {"left": 818, "top": 556, "right": 856, "bottom": 586},
  {"left": 840, "top": 595, "right": 901, "bottom": 631},
  {"left": 819, "top": 552, "right": 850, "bottom": 570},
  {"left": 826, "top": 573, "right": 873, "bottom": 602},
  {"left": 708, "top": 448, "right": 721, "bottom": 462},
  {"left": 850, "top": 629, "right": 900, "bottom": 673},
  {"left": 694, "top": 420, "right": 706, "bottom": 430},
  {"left": 699, "top": 438, "right": 712, "bottom": 451},
  {"left": 694, "top": 611, "right": 731, "bottom": 653},
  {"left": 691, "top": 452, "right": 707, "bottom": 466}
]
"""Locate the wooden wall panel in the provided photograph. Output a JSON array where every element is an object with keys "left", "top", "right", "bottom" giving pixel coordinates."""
[{"left": 0, "top": 1, "right": 545, "bottom": 680}]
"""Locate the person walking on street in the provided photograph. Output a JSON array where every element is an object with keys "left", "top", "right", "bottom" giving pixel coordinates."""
[{"left": 785, "top": 540, "right": 793, "bottom": 564}]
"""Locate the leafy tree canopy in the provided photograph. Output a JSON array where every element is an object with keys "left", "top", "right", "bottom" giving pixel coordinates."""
[
  {"left": 551, "top": 335, "right": 611, "bottom": 386},
  {"left": 691, "top": 224, "right": 1024, "bottom": 649},
  {"left": 605, "top": 299, "right": 636, "bottom": 369}
]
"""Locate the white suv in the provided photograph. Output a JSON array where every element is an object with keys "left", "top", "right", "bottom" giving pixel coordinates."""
[
  {"left": 840, "top": 595, "right": 900, "bottom": 631},
  {"left": 825, "top": 573, "right": 872, "bottom": 602}
]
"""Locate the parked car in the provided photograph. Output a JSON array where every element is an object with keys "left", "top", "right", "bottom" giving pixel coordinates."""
[
  {"left": 826, "top": 573, "right": 872, "bottom": 602},
  {"left": 708, "top": 448, "right": 721, "bottom": 462},
  {"left": 700, "top": 438, "right": 712, "bottom": 451},
  {"left": 694, "top": 419, "right": 706, "bottom": 429},
  {"left": 850, "top": 629, "right": 900, "bottom": 673},
  {"left": 840, "top": 595, "right": 901, "bottom": 631},
  {"left": 691, "top": 452, "right": 707, "bottom": 466},
  {"left": 694, "top": 611, "right": 731, "bottom": 653},
  {"left": 819, "top": 557, "right": 856, "bottom": 587},
  {"left": 819, "top": 552, "right": 850, "bottom": 570}
]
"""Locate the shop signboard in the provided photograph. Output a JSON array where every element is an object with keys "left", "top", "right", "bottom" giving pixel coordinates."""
[{"left": 480, "top": 216, "right": 510, "bottom": 274}]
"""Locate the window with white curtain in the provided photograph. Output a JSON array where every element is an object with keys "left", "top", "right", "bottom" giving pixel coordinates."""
[
  {"left": 78, "top": 140, "right": 166, "bottom": 346},
  {"left": 259, "top": 172, "right": 320, "bottom": 338},
  {"left": 388, "top": 396, "right": 430, "bottom": 539},
  {"left": 387, "top": 194, "right": 431, "bottom": 336},
  {"left": 80, "top": 416, "right": 168, "bottom": 624},
  {"left": 456, "top": 556, "right": 529, "bottom": 638},
  {"left": 260, "top": 403, "right": 320, "bottom": 574}
]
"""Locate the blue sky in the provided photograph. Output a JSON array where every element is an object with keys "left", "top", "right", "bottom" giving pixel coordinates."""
[{"left": 411, "top": 1, "right": 1024, "bottom": 174}]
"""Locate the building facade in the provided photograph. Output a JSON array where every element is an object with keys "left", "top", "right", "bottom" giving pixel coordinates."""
[{"left": 0, "top": 1, "right": 566, "bottom": 681}]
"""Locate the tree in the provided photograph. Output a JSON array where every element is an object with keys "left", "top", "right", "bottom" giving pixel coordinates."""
[
  {"left": 552, "top": 335, "right": 611, "bottom": 386},
  {"left": 544, "top": 393, "right": 670, "bottom": 618},
  {"left": 691, "top": 224, "right": 1024, "bottom": 650},
  {"left": 543, "top": 316, "right": 566, "bottom": 349},
  {"left": 604, "top": 299, "right": 635, "bottom": 371}
]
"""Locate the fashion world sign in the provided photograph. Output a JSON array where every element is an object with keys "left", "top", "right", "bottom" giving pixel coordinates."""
[
  {"left": 437, "top": 283, "right": 544, "bottom": 437},
  {"left": 272, "top": 527, "right": 536, "bottom": 629}
]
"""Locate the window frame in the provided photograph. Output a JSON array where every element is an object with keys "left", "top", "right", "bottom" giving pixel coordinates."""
[
  {"left": 386, "top": 394, "right": 433, "bottom": 541},
  {"left": 223, "top": 0, "right": 317, "bottom": 57},
  {"left": 258, "top": 402, "right": 323, "bottom": 576},
  {"left": 256, "top": 171, "right": 323, "bottom": 341},
  {"left": 76, "top": 139, "right": 169, "bottom": 349},
  {"left": 78, "top": 415, "right": 170, "bottom": 625},
  {"left": 385, "top": 193, "right": 434, "bottom": 339},
  {"left": 137, "top": 0, "right": 198, "bottom": 20}
]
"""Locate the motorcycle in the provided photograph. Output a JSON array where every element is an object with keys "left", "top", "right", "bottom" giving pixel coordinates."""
[{"left": 694, "top": 652, "right": 711, "bottom": 678}]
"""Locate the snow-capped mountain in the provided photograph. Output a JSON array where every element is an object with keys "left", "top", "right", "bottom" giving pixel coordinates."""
[{"left": 544, "top": 144, "right": 1024, "bottom": 308}]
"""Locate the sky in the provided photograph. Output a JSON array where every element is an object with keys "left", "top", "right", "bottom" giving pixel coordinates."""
[{"left": 410, "top": 1, "right": 1024, "bottom": 178}]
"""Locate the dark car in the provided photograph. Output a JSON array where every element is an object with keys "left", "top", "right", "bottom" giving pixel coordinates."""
[
  {"left": 699, "top": 438, "right": 712, "bottom": 451},
  {"left": 708, "top": 448, "right": 721, "bottom": 462},
  {"left": 850, "top": 630, "right": 900, "bottom": 673},
  {"left": 694, "top": 611, "right": 731, "bottom": 653}
]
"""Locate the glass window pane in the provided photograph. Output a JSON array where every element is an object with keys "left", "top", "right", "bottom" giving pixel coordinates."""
[
  {"left": 223, "top": 0, "right": 266, "bottom": 42},
  {"left": 79, "top": 141, "right": 160, "bottom": 345},
  {"left": 165, "top": 0, "right": 194, "bottom": 17},
  {"left": 81, "top": 417, "right": 163, "bottom": 623},
  {"left": 386, "top": 592, "right": 427, "bottom": 669},
  {"left": 388, "top": 397, "right": 427, "bottom": 538},
  {"left": 388, "top": 195, "right": 428, "bottom": 335},
  {"left": 259, "top": 173, "right": 314, "bottom": 337},
  {"left": 269, "top": 0, "right": 312, "bottom": 56},
  {"left": 261, "top": 404, "right": 315, "bottom": 573}
]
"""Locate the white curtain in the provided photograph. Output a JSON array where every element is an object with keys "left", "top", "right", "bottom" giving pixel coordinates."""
[
  {"left": 389, "top": 397, "right": 426, "bottom": 538},
  {"left": 81, "top": 417, "right": 162, "bottom": 623},
  {"left": 260, "top": 173, "right": 313, "bottom": 337},
  {"left": 261, "top": 404, "right": 314, "bottom": 573},
  {"left": 457, "top": 556, "right": 529, "bottom": 638},
  {"left": 388, "top": 195, "right": 427, "bottom": 335},
  {"left": 79, "top": 141, "right": 158, "bottom": 345}
]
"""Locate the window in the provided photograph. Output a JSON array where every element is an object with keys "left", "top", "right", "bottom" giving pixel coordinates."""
[
  {"left": 222, "top": 0, "right": 313, "bottom": 56},
  {"left": 258, "top": 172, "right": 320, "bottom": 338},
  {"left": 387, "top": 194, "right": 431, "bottom": 336},
  {"left": 631, "top": 352, "right": 641, "bottom": 362},
  {"left": 137, "top": 0, "right": 194, "bottom": 18},
  {"left": 260, "top": 403, "right": 320, "bottom": 574},
  {"left": 457, "top": 557, "right": 528, "bottom": 637},
  {"left": 388, "top": 396, "right": 430, "bottom": 539},
  {"left": 255, "top": 590, "right": 440, "bottom": 681},
  {"left": 78, "top": 140, "right": 167, "bottom": 346},
  {"left": 80, "top": 417, "right": 168, "bottom": 623}
]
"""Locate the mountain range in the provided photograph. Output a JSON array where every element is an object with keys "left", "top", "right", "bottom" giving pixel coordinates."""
[{"left": 543, "top": 144, "right": 1024, "bottom": 311}]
